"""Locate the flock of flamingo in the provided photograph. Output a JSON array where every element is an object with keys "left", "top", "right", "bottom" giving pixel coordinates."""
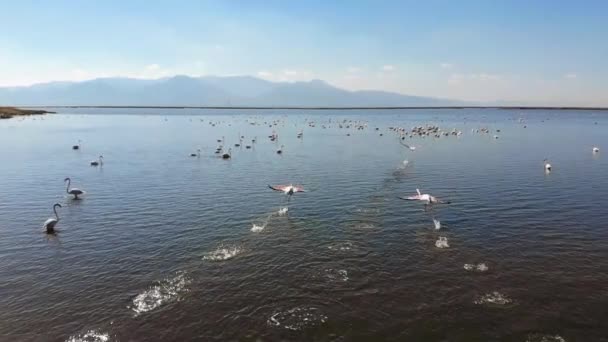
[{"left": 42, "top": 116, "right": 600, "bottom": 237}]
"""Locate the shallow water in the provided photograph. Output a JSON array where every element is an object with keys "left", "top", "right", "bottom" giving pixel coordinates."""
[{"left": 1, "top": 108, "right": 607, "bottom": 341}]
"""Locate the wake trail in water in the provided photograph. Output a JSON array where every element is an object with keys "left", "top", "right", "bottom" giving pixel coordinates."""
[
  {"left": 129, "top": 271, "right": 190, "bottom": 316},
  {"left": 65, "top": 330, "right": 110, "bottom": 342}
]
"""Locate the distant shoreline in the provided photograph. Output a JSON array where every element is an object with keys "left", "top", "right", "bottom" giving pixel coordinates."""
[
  {"left": 19, "top": 105, "right": 608, "bottom": 111},
  {"left": 0, "top": 106, "right": 53, "bottom": 119}
]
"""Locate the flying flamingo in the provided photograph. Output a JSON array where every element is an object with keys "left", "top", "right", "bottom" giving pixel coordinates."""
[
  {"left": 399, "top": 189, "right": 450, "bottom": 205},
  {"left": 64, "top": 177, "right": 85, "bottom": 199},
  {"left": 269, "top": 184, "right": 305, "bottom": 202},
  {"left": 43, "top": 203, "right": 62, "bottom": 234}
]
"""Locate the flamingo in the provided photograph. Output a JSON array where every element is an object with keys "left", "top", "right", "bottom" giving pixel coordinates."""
[
  {"left": 277, "top": 145, "right": 284, "bottom": 154},
  {"left": 72, "top": 140, "right": 81, "bottom": 150},
  {"left": 399, "top": 189, "right": 450, "bottom": 205},
  {"left": 190, "top": 149, "right": 201, "bottom": 157},
  {"left": 222, "top": 148, "right": 232, "bottom": 159},
  {"left": 64, "top": 177, "right": 85, "bottom": 199},
  {"left": 269, "top": 184, "right": 305, "bottom": 202},
  {"left": 90, "top": 155, "right": 103, "bottom": 166},
  {"left": 44, "top": 203, "right": 62, "bottom": 234},
  {"left": 593, "top": 147, "right": 600, "bottom": 153},
  {"left": 544, "top": 159, "right": 552, "bottom": 172}
]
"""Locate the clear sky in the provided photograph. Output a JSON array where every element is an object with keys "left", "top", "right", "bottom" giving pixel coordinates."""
[{"left": 2, "top": 0, "right": 607, "bottom": 105}]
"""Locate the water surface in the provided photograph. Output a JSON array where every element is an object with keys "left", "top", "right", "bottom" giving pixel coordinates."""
[{"left": 1, "top": 109, "right": 607, "bottom": 341}]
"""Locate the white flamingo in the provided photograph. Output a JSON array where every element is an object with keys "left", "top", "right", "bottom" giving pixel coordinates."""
[
  {"left": 399, "top": 189, "right": 450, "bottom": 205},
  {"left": 43, "top": 203, "right": 62, "bottom": 234},
  {"left": 269, "top": 184, "right": 305, "bottom": 202},
  {"left": 64, "top": 177, "right": 84, "bottom": 199},
  {"left": 90, "top": 155, "right": 103, "bottom": 166}
]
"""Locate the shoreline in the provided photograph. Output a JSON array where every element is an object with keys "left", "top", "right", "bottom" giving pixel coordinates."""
[{"left": 0, "top": 106, "right": 54, "bottom": 119}]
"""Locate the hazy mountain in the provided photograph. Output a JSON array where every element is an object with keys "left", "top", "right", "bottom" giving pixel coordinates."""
[{"left": 0, "top": 75, "right": 463, "bottom": 107}]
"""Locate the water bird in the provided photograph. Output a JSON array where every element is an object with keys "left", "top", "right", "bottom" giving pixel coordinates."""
[
  {"left": 399, "top": 189, "right": 450, "bottom": 205},
  {"left": 544, "top": 159, "right": 552, "bottom": 172},
  {"left": 72, "top": 140, "right": 81, "bottom": 150},
  {"left": 43, "top": 203, "right": 62, "bottom": 234},
  {"left": 277, "top": 145, "right": 284, "bottom": 154},
  {"left": 190, "top": 149, "right": 201, "bottom": 157},
  {"left": 269, "top": 184, "right": 305, "bottom": 202},
  {"left": 222, "top": 148, "right": 232, "bottom": 159},
  {"left": 593, "top": 147, "right": 600, "bottom": 153},
  {"left": 90, "top": 155, "right": 103, "bottom": 166},
  {"left": 64, "top": 177, "right": 84, "bottom": 199}
]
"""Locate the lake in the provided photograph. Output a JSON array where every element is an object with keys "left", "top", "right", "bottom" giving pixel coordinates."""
[{"left": 1, "top": 108, "right": 607, "bottom": 342}]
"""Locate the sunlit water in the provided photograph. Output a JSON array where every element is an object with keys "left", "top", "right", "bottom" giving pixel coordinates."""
[{"left": 1, "top": 108, "right": 607, "bottom": 341}]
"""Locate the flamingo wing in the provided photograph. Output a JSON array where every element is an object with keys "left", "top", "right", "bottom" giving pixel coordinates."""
[
  {"left": 269, "top": 185, "right": 290, "bottom": 192},
  {"left": 398, "top": 195, "right": 422, "bottom": 201}
]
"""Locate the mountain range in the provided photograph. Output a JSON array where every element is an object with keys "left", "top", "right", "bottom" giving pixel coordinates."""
[{"left": 0, "top": 75, "right": 465, "bottom": 107}]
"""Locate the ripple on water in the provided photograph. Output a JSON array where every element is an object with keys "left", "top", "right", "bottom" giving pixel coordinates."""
[
  {"left": 267, "top": 306, "right": 328, "bottom": 331},
  {"left": 474, "top": 291, "right": 512, "bottom": 306},
  {"left": 130, "top": 271, "right": 190, "bottom": 315},
  {"left": 327, "top": 241, "right": 354, "bottom": 252},
  {"left": 65, "top": 330, "right": 109, "bottom": 342},
  {"left": 525, "top": 334, "right": 566, "bottom": 342},
  {"left": 435, "top": 236, "right": 449, "bottom": 248},
  {"left": 351, "top": 221, "right": 379, "bottom": 230},
  {"left": 203, "top": 245, "right": 243, "bottom": 261},
  {"left": 464, "top": 263, "right": 488, "bottom": 272}
]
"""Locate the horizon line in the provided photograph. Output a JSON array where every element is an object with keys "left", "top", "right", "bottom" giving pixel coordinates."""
[{"left": 19, "top": 105, "right": 608, "bottom": 111}]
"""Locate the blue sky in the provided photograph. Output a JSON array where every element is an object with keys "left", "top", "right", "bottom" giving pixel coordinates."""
[{"left": 1, "top": 0, "right": 607, "bottom": 105}]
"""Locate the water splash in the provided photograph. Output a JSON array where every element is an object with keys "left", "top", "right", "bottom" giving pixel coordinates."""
[
  {"left": 65, "top": 330, "right": 109, "bottom": 342},
  {"left": 324, "top": 268, "right": 349, "bottom": 282},
  {"left": 474, "top": 291, "right": 512, "bottom": 305},
  {"left": 433, "top": 219, "right": 441, "bottom": 230},
  {"left": 526, "top": 334, "right": 566, "bottom": 342},
  {"left": 251, "top": 223, "right": 265, "bottom": 232},
  {"left": 328, "top": 241, "right": 354, "bottom": 252},
  {"left": 278, "top": 207, "right": 289, "bottom": 216},
  {"left": 464, "top": 263, "right": 488, "bottom": 272},
  {"left": 130, "top": 271, "right": 190, "bottom": 315},
  {"left": 267, "top": 306, "right": 328, "bottom": 330},
  {"left": 402, "top": 160, "right": 409, "bottom": 167},
  {"left": 435, "top": 236, "right": 449, "bottom": 248},
  {"left": 203, "top": 245, "right": 243, "bottom": 261}
]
